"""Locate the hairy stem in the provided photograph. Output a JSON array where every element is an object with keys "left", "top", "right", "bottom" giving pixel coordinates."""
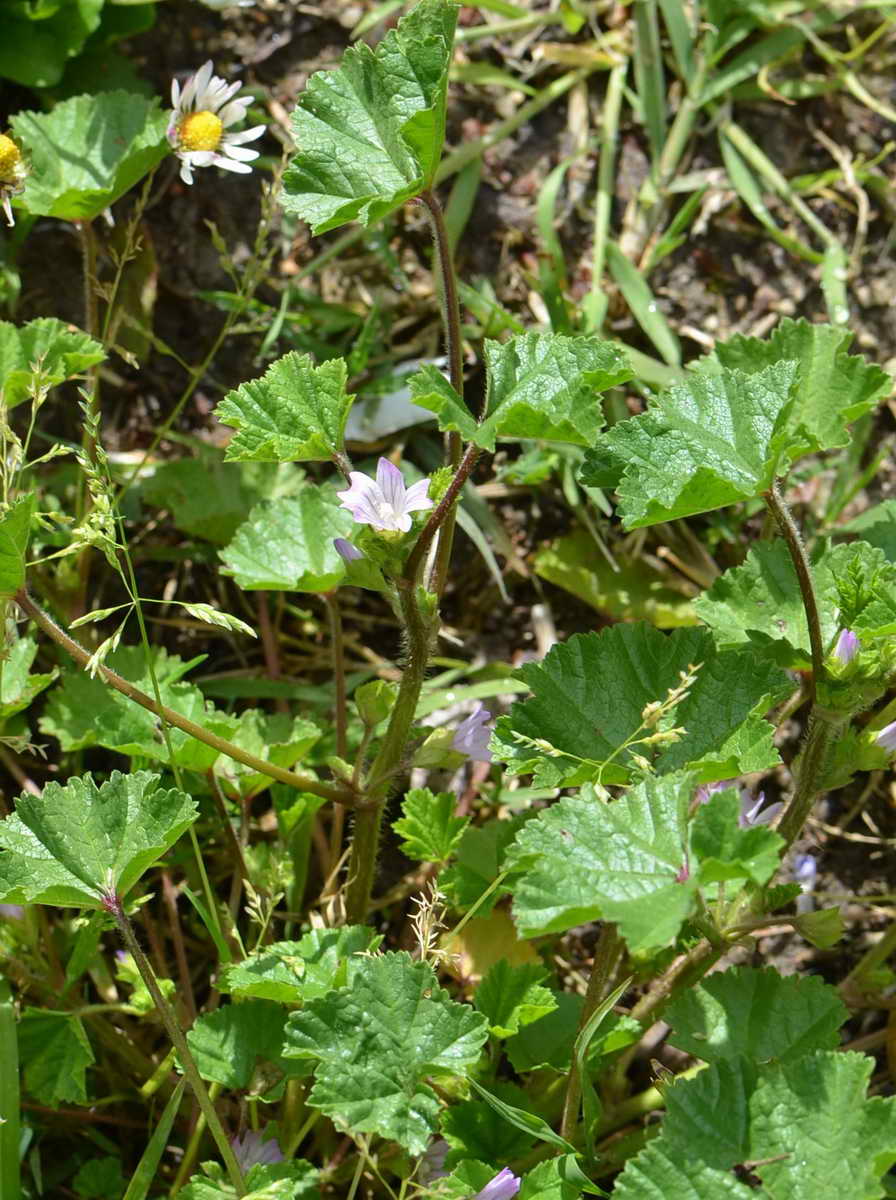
[
  {"left": 403, "top": 442, "right": 481, "bottom": 586},
  {"left": 561, "top": 924, "right": 622, "bottom": 1142},
  {"left": 15, "top": 590, "right": 353, "bottom": 807},
  {"left": 776, "top": 711, "right": 841, "bottom": 848},
  {"left": 418, "top": 188, "right": 467, "bottom": 595},
  {"left": 764, "top": 482, "right": 825, "bottom": 699},
  {"left": 107, "top": 895, "right": 246, "bottom": 1196},
  {"left": 344, "top": 584, "right": 434, "bottom": 924},
  {"left": 325, "top": 592, "right": 349, "bottom": 870}
]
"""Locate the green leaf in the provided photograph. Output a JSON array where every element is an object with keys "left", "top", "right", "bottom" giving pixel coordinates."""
[
  {"left": 534, "top": 529, "right": 698, "bottom": 629},
  {"left": 690, "top": 788, "right": 783, "bottom": 886},
  {"left": 39, "top": 646, "right": 220, "bottom": 770},
  {"left": 666, "top": 966, "right": 847, "bottom": 1065},
  {"left": 218, "top": 927, "right": 379, "bottom": 1004},
  {"left": 580, "top": 362, "right": 798, "bottom": 528},
  {"left": 186, "top": 1000, "right": 298, "bottom": 1090},
  {"left": 180, "top": 1160, "right": 320, "bottom": 1200},
  {"left": 506, "top": 778, "right": 697, "bottom": 949},
  {"left": 72, "top": 1156, "right": 125, "bottom": 1199},
  {"left": 218, "top": 942, "right": 306, "bottom": 1004},
  {"left": 613, "top": 1139, "right": 755, "bottom": 1198},
  {"left": 281, "top": 0, "right": 458, "bottom": 233},
  {"left": 392, "top": 787, "right": 469, "bottom": 863},
  {"left": 0, "top": 495, "right": 35, "bottom": 601},
  {"left": 492, "top": 624, "right": 789, "bottom": 788},
  {"left": 18, "top": 1008, "right": 94, "bottom": 1107},
  {"left": 439, "top": 816, "right": 525, "bottom": 915},
  {"left": 695, "top": 539, "right": 896, "bottom": 666},
  {"left": 140, "top": 457, "right": 287, "bottom": 547},
  {"left": 474, "top": 960, "right": 556, "bottom": 1038},
  {"left": 13, "top": 91, "right": 168, "bottom": 221},
  {"left": 282, "top": 951, "right": 488, "bottom": 1153},
  {"left": 215, "top": 354, "right": 354, "bottom": 463},
  {"left": 212, "top": 711, "right": 321, "bottom": 799},
  {"left": 410, "top": 333, "right": 631, "bottom": 451},
  {"left": 505, "top": 992, "right": 584, "bottom": 1073},
  {"left": 0, "top": 0, "right": 103, "bottom": 87},
  {"left": 0, "top": 770, "right": 197, "bottom": 908},
  {"left": 0, "top": 318, "right": 105, "bottom": 409},
  {"left": 841, "top": 500, "right": 896, "bottom": 562},
  {"left": 711, "top": 318, "right": 890, "bottom": 457},
  {"left": 219, "top": 489, "right": 353, "bottom": 592},
  {"left": 0, "top": 636, "right": 55, "bottom": 722},
  {"left": 441, "top": 1083, "right": 537, "bottom": 1167},
  {"left": 748, "top": 1052, "right": 896, "bottom": 1197}
]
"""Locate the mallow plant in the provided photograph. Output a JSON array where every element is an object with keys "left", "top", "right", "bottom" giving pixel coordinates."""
[{"left": 3, "top": 1, "right": 896, "bottom": 1197}]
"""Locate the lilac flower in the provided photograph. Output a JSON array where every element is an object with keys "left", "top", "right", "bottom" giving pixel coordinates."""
[
  {"left": 739, "top": 791, "right": 784, "bottom": 829},
  {"left": 334, "top": 538, "right": 363, "bottom": 563},
  {"left": 695, "top": 779, "right": 735, "bottom": 805},
  {"left": 0, "top": 904, "right": 23, "bottom": 920},
  {"left": 336, "top": 458, "right": 433, "bottom": 533},
  {"left": 230, "top": 1128, "right": 284, "bottom": 1171},
  {"left": 876, "top": 720, "right": 896, "bottom": 753},
  {"left": 794, "top": 853, "right": 817, "bottom": 915},
  {"left": 834, "top": 629, "right": 859, "bottom": 664},
  {"left": 474, "top": 1168, "right": 521, "bottom": 1200},
  {"left": 452, "top": 703, "right": 493, "bottom": 762}
]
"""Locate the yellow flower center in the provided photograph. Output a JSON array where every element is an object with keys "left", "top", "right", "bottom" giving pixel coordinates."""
[
  {"left": 0, "top": 134, "right": 21, "bottom": 179},
  {"left": 178, "top": 111, "right": 223, "bottom": 152}
]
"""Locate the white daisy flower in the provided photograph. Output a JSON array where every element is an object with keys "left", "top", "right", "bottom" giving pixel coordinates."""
[
  {"left": 0, "top": 133, "right": 27, "bottom": 227},
  {"left": 167, "top": 60, "right": 265, "bottom": 186}
]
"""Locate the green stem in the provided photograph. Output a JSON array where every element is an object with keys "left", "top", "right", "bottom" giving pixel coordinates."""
[
  {"left": 560, "top": 924, "right": 622, "bottom": 1142},
  {"left": 764, "top": 482, "right": 825, "bottom": 699},
  {"left": 107, "top": 896, "right": 246, "bottom": 1197},
  {"left": 344, "top": 584, "right": 434, "bottom": 924},
  {"left": 418, "top": 188, "right": 466, "bottom": 595},
  {"left": 325, "top": 591, "right": 348, "bottom": 870},
  {"left": 776, "top": 710, "right": 842, "bottom": 849},
  {"left": 0, "top": 973, "right": 20, "bottom": 1200},
  {"left": 15, "top": 589, "right": 354, "bottom": 807},
  {"left": 403, "top": 442, "right": 481, "bottom": 587}
]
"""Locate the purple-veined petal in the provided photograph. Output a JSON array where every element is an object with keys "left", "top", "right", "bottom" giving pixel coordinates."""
[
  {"left": 403, "top": 477, "right": 434, "bottom": 513},
  {"left": 334, "top": 538, "right": 363, "bottom": 562},
  {"left": 474, "top": 1168, "right": 521, "bottom": 1200},
  {"left": 876, "top": 719, "right": 896, "bottom": 753},
  {"left": 835, "top": 629, "right": 859, "bottom": 664},
  {"left": 452, "top": 703, "right": 493, "bottom": 762}
]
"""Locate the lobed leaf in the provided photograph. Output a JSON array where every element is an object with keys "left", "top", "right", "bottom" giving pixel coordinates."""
[
  {"left": 710, "top": 318, "right": 890, "bottom": 457},
  {"left": 474, "top": 960, "right": 557, "bottom": 1038},
  {"left": 281, "top": 0, "right": 458, "bottom": 233},
  {"left": 392, "top": 787, "right": 469, "bottom": 863},
  {"left": 0, "top": 318, "right": 105, "bottom": 409},
  {"left": 186, "top": 999, "right": 300, "bottom": 1090},
  {"left": 695, "top": 539, "right": 896, "bottom": 666},
  {"left": 18, "top": 1008, "right": 94, "bottom": 1107},
  {"left": 0, "top": 770, "right": 196, "bottom": 908},
  {"left": 12, "top": 91, "right": 168, "bottom": 221},
  {"left": 579, "top": 362, "right": 798, "bottom": 528},
  {"left": 0, "top": 494, "right": 35, "bottom": 602},
  {"left": 218, "top": 927, "right": 379, "bottom": 1004},
  {"left": 506, "top": 778, "right": 696, "bottom": 949},
  {"left": 282, "top": 951, "right": 488, "bottom": 1153},
  {"left": 215, "top": 354, "right": 354, "bottom": 463},
  {"left": 492, "top": 624, "right": 789, "bottom": 788},
  {"left": 666, "top": 966, "right": 847, "bottom": 1065},
  {"left": 410, "top": 333, "right": 632, "bottom": 451},
  {"left": 219, "top": 489, "right": 353, "bottom": 592}
]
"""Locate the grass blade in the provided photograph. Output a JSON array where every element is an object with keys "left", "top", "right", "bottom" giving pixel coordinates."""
[
  {"left": 606, "top": 241, "right": 681, "bottom": 366},
  {"left": 122, "top": 1079, "right": 186, "bottom": 1200},
  {"left": 0, "top": 974, "right": 20, "bottom": 1200}
]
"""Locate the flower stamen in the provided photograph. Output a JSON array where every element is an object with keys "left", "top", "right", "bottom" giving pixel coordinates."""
[{"left": 178, "top": 110, "right": 224, "bottom": 152}]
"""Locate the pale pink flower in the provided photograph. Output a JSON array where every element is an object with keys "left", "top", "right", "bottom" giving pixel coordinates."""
[
  {"left": 336, "top": 458, "right": 432, "bottom": 533},
  {"left": 834, "top": 629, "right": 859, "bottom": 664},
  {"left": 474, "top": 1168, "right": 521, "bottom": 1200}
]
